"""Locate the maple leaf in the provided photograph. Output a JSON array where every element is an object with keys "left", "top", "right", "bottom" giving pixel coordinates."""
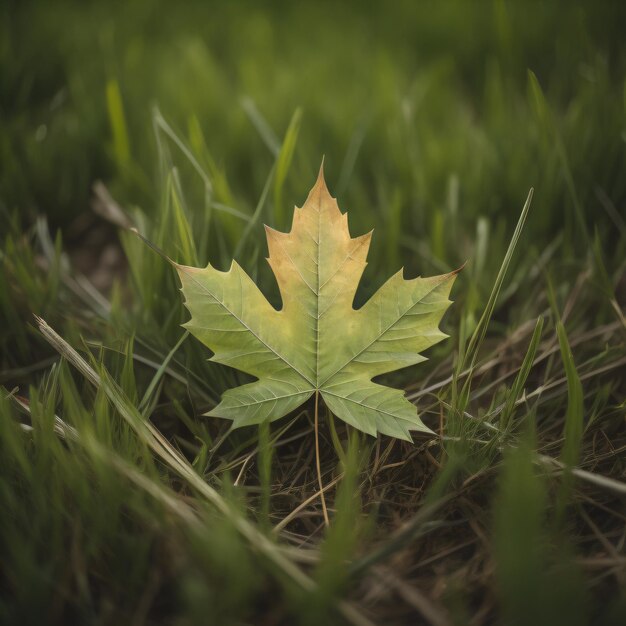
[{"left": 175, "top": 167, "right": 458, "bottom": 441}]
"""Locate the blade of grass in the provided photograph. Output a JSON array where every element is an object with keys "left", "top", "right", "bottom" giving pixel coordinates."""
[
  {"left": 233, "top": 163, "right": 275, "bottom": 260},
  {"left": 106, "top": 78, "right": 131, "bottom": 167},
  {"left": 273, "top": 107, "right": 302, "bottom": 227},
  {"left": 451, "top": 189, "right": 533, "bottom": 424},
  {"left": 500, "top": 316, "right": 544, "bottom": 431},
  {"left": 240, "top": 97, "right": 280, "bottom": 156},
  {"left": 138, "top": 331, "right": 189, "bottom": 415},
  {"left": 152, "top": 105, "right": 212, "bottom": 191},
  {"left": 460, "top": 188, "right": 534, "bottom": 377}
]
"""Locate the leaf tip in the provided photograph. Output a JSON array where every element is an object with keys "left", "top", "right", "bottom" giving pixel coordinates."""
[
  {"left": 414, "top": 424, "right": 436, "bottom": 437},
  {"left": 312, "top": 156, "right": 331, "bottom": 197}
]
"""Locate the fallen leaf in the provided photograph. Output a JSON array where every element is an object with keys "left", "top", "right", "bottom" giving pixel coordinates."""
[{"left": 176, "top": 166, "right": 458, "bottom": 440}]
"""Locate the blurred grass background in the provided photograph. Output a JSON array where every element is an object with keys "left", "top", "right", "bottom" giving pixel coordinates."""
[{"left": 1, "top": 1, "right": 625, "bottom": 624}]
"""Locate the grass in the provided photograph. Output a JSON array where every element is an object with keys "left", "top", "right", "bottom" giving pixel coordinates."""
[{"left": 1, "top": 1, "right": 626, "bottom": 624}]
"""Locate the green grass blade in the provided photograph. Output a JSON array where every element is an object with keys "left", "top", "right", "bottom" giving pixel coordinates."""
[
  {"left": 462, "top": 189, "right": 534, "bottom": 374},
  {"left": 240, "top": 97, "right": 280, "bottom": 156},
  {"left": 500, "top": 316, "right": 544, "bottom": 430},
  {"left": 273, "top": 107, "right": 302, "bottom": 227},
  {"left": 138, "top": 331, "right": 189, "bottom": 415},
  {"left": 105, "top": 78, "right": 131, "bottom": 167},
  {"left": 233, "top": 163, "right": 275, "bottom": 260}
]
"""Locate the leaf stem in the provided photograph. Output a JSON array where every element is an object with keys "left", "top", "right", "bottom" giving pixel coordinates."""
[{"left": 315, "top": 390, "right": 330, "bottom": 527}]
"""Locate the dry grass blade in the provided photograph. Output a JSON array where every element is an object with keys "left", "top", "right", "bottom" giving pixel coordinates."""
[
  {"left": 537, "top": 455, "right": 626, "bottom": 496},
  {"left": 273, "top": 473, "right": 343, "bottom": 533}
]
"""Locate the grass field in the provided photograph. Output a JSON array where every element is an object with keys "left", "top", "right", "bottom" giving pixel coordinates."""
[{"left": 1, "top": 1, "right": 625, "bottom": 624}]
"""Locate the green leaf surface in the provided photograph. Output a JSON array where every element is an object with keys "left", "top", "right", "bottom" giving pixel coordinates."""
[{"left": 176, "top": 167, "right": 458, "bottom": 440}]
